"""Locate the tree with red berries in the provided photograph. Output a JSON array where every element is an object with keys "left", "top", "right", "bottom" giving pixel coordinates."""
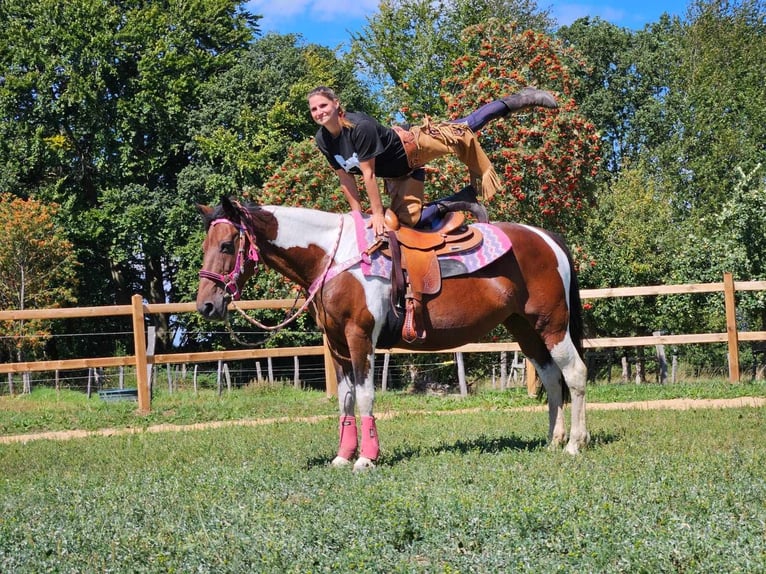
[
  {"left": 441, "top": 21, "right": 600, "bottom": 233},
  {"left": 261, "top": 20, "right": 600, "bottom": 237}
]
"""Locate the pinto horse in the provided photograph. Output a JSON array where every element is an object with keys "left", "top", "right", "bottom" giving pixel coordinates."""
[{"left": 196, "top": 197, "right": 589, "bottom": 470}]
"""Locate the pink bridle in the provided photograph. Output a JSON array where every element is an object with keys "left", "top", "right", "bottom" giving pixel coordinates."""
[
  {"left": 200, "top": 211, "right": 346, "bottom": 332},
  {"left": 198, "top": 218, "right": 259, "bottom": 301}
]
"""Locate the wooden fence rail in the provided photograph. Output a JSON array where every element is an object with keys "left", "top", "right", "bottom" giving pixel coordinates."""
[{"left": 2, "top": 273, "right": 765, "bottom": 412}]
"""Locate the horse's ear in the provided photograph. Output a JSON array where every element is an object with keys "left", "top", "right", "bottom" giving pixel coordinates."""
[
  {"left": 197, "top": 204, "right": 215, "bottom": 228},
  {"left": 220, "top": 195, "right": 240, "bottom": 220}
]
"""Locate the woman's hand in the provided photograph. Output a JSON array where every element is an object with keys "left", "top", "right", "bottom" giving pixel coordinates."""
[{"left": 370, "top": 211, "right": 386, "bottom": 237}]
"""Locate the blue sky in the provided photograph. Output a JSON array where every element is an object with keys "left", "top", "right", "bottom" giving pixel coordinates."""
[{"left": 244, "top": 0, "right": 692, "bottom": 49}]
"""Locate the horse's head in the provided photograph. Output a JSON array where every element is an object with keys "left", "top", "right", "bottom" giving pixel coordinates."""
[{"left": 196, "top": 196, "right": 259, "bottom": 321}]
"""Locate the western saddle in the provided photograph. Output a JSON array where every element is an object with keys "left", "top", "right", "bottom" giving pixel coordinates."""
[{"left": 383, "top": 209, "right": 483, "bottom": 343}]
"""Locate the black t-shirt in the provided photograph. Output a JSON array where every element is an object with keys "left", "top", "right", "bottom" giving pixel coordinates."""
[{"left": 315, "top": 112, "right": 410, "bottom": 179}]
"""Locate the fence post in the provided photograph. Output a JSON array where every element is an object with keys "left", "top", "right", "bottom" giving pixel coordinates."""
[
  {"left": 381, "top": 352, "right": 390, "bottom": 392},
  {"left": 131, "top": 294, "right": 151, "bottom": 413},
  {"left": 723, "top": 272, "right": 740, "bottom": 382},
  {"left": 323, "top": 334, "right": 338, "bottom": 397},
  {"left": 145, "top": 327, "right": 156, "bottom": 397},
  {"left": 456, "top": 352, "right": 468, "bottom": 396},
  {"left": 525, "top": 358, "right": 538, "bottom": 397},
  {"left": 500, "top": 352, "right": 507, "bottom": 390},
  {"left": 653, "top": 331, "right": 668, "bottom": 384}
]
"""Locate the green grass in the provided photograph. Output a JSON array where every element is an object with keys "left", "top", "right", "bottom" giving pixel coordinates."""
[
  {"left": 1, "top": 404, "right": 765, "bottom": 572},
  {"left": 1, "top": 379, "right": 765, "bottom": 437}
]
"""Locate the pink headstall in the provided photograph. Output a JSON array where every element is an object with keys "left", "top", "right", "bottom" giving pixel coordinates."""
[{"left": 198, "top": 218, "right": 259, "bottom": 300}]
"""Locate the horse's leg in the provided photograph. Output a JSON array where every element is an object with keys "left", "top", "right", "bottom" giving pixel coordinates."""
[
  {"left": 527, "top": 359, "right": 568, "bottom": 448},
  {"left": 353, "top": 348, "right": 379, "bottom": 471},
  {"left": 332, "top": 357, "right": 358, "bottom": 467},
  {"left": 549, "top": 333, "right": 589, "bottom": 454},
  {"left": 504, "top": 316, "right": 568, "bottom": 449}
]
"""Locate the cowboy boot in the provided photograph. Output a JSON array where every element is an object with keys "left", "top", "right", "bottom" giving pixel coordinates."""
[
  {"left": 501, "top": 87, "right": 558, "bottom": 112},
  {"left": 434, "top": 185, "right": 489, "bottom": 223}
]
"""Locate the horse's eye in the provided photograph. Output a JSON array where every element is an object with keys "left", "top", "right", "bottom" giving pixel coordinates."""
[{"left": 220, "top": 241, "right": 235, "bottom": 255}]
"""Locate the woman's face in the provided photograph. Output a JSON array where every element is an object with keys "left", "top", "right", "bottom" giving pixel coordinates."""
[{"left": 308, "top": 94, "right": 340, "bottom": 130}]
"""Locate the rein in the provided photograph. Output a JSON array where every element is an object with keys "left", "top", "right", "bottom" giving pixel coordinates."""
[{"left": 201, "top": 214, "right": 345, "bottom": 333}]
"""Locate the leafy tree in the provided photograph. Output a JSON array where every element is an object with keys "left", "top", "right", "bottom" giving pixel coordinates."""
[
  {"left": 579, "top": 164, "right": 677, "bottom": 337},
  {"left": 663, "top": 165, "right": 766, "bottom": 335},
  {"left": 350, "top": 0, "right": 554, "bottom": 118},
  {"left": 440, "top": 20, "right": 600, "bottom": 232},
  {"left": 641, "top": 0, "right": 765, "bottom": 370},
  {"left": 0, "top": 0, "right": 256, "bottom": 353},
  {"left": 560, "top": 2, "right": 764, "bottom": 375},
  {"left": 655, "top": 0, "right": 766, "bottom": 221},
  {"left": 556, "top": 16, "right": 684, "bottom": 177},
  {"left": 0, "top": 194, "right": 78, "bottom": 379}
]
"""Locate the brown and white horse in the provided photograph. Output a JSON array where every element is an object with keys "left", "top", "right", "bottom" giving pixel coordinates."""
[{"left": 196, "top": 197, "right": 589, "bottom": 470}]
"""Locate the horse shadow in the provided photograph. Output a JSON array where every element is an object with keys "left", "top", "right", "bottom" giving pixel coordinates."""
[
  {"left": 306, "top": 431, "right": 621, "bottom": 469},
  {"left": 384, "top": 434, "right": 548, "bottom": 466}
]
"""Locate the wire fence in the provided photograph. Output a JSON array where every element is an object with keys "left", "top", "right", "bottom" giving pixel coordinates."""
[{"left": 2, "top": 275, "right": 766, "bottom": 404}]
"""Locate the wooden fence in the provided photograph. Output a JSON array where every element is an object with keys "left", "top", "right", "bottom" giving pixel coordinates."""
[{"left": 1, "top": 272, "right": 765, "bottom": 412}]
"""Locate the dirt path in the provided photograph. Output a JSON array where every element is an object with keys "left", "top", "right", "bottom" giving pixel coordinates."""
[{"left": 1, "top": 396, "right": 764, "bottom": 445}]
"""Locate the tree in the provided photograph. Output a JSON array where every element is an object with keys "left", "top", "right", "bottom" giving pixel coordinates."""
[
  {"left": 664, "top": 165, "right": 766, "bottom": 335},
  {"left": 350, "top": 0, "right": 553, "bottom": 118},
  {"left": 0, "top": 0, "right": 257, "bottom": 353},
  {"left": 439, "top": 20, "right": 600, "bottom": 232},
  {"left": 556, "top": 16, "right": 684, "bottom": 177},
  {"left": 655, "top": 0, "right": 766, "bottom": 221},
  {"left": 579, "top": 164, "right": 677, "bottom": 337},
  {"left": 0, "top": 194, "right": 78, "bottom": 390},
  {"left": 560, "top": 2, "right": 765, "bottom": 376}
]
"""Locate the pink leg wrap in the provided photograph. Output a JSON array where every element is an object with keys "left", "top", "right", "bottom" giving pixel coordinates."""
[
  {"left": 360, "top": 416, "right": 380, "bottom": 460},
  {"left": 337, "top": 416, "right": 358, "bottom": 460}
]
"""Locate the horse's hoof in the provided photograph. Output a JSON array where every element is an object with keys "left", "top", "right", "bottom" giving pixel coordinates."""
[
  {"left": 353, "top": 457, "right": 376, "bottom": 472},
  {"left": 564, "top": 431, "right": 590, "bottom": 455},
  {"left": 331, "top": 456, "right": 352, "bottom": 467},
  {"left": 551, "top": 433, "right": 567, "bottom": 448}
]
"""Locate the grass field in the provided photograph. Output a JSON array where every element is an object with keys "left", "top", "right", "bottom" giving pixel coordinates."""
[
  {"left": 2, "top": 378, "right": 765, "bottom": 436},
  {"left": 1, "top": 382, "right": 765, "bottom": 572}
]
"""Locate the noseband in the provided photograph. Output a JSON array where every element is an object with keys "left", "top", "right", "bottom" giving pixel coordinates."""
[{"left": 198, "top": 218, "right": 259, "bottom": 301}]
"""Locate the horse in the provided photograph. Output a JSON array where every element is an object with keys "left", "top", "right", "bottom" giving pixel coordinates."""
[{"left": 196, "top": 196, "right": 589, "bottom": 470}]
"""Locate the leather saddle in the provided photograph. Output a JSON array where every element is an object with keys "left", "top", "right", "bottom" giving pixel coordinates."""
[{"left": 382, "top": 210, "right": 483, "bottom": 343}]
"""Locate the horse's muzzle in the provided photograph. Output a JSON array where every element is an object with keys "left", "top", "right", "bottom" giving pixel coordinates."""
[{"left": 196, "top": 296, "right": 229, "bottom": 321}]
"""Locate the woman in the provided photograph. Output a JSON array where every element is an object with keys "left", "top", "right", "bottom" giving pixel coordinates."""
[{"left": 308, "top": 86, "right": 557, "bottom": 235}]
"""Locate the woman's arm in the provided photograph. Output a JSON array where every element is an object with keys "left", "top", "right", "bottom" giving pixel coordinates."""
[
  {"left": 334, "top": 162, "right": 385, "bottom": 236},
  {"left": 358, "top": 157, "right": 385, "bottom": 236},
  {"left": 336, "top": 168, "right": 364, "bottom": 213}
]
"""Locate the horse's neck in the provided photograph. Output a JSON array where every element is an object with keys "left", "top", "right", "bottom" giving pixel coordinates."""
[
  {"left": 258, "top": 206, "right": 346, "bottom": 286},
  {"left": 268, "top": 206, "right": 342, "bottom": 248}
]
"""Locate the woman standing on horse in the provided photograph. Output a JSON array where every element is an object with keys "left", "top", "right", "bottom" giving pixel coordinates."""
[{"left": 308, "top": 86, "right": 557, "bottom": 235}]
